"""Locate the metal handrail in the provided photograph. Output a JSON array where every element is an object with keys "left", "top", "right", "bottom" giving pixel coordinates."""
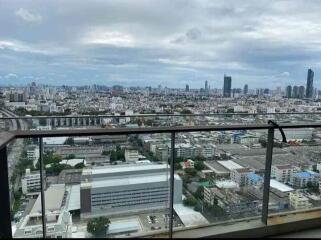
[
  {"left": 1, "top": 122, "right": 321, "bottom": 238},
  {"left": 1, "top": 122, "right": 320, "bottom": 150}
]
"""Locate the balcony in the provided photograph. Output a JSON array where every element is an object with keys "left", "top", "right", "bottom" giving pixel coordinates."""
[{"left": 1, "top": 114, "right": 321, "bottom": 238}]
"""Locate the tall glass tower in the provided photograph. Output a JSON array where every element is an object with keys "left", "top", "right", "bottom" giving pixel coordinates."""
[
  {"left": 223, "top": 75, "right": 232, "bottom": 97},
  {"left": 306, "top": 68, "right": 314, "bottom": 98}
]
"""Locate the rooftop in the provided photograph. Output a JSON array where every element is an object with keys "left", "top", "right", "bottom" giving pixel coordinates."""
[
  {"left": 270, "top": 179, "right": 294, "bottom": 192},
  {"left": 91, "top": 163, "right": 168, "bottom": 176},
  {"left": 30, "top": 184, "right": 65, "bottom": 214},
  {"left": 217, "top": 160, "right": 243, "bottom": 171},
  {"left": 90, "top": 173, "right": 180, "bottom": 188}
]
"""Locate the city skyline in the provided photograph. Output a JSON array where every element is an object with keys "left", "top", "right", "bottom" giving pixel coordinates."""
[{"left": 1, "top": 1, "right": 321, "bottom": 88}]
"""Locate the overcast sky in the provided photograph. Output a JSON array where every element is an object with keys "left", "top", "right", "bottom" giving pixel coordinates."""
[{"left": 1, "top": 0, "right": 321, "bottom": 89}]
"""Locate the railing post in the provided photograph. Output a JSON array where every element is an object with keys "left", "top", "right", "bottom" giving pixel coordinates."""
[
  {"left": 169, "top": 132, "right": 175, "bottom": 238},
  {"left": 261, "top": 127, "right": 274, "bottom": 225},
  {"left": 39, "top": 137, "right": 47, "bottom": 237},
  {"left": 0, "top": 146, "right": 12, "bottom": 238}
]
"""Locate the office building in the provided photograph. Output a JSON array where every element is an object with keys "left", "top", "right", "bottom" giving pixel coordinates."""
[
  {"left": 286, "top": 85, "right": 292, "bottom": 98},
  {"left": 292, "top": 86, "right": 299, "bottom": 98},
  {"left": 306, "top": 69, "right": 314, "bottom": 98},
  {"left": 223, "top": 75, "right": 232, "bottom": 97},
  {"left": 80, "top": 163, "right": 182, "bottom": 218},
  {"left": 299, "top": 86, "right": 305, "bottom": 99},
  {"left": 243, "top": 84, "right": 248, "bottom": 95}
]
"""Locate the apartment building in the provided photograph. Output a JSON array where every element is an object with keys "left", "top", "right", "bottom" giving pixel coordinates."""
[
  {"left": 289, "top": 191, "right": 312, "bottom": 209},
  {"left": 292, "top": 171, "right": 320, "bottom": 188},
  {"left": 124, "top": 149, "right": 139, "bottom": 162},
  {"left": 21, "top": 169, "right": 41, "bottom": 196},
  {"left": 271, "top": 164, "right": 298, "bottom": 184},
  {"left": 26, "top": 145, "right": 39, "bottom": 167},
  {"left": 230, "top": 168, "right": 254, "bottom": 187}
]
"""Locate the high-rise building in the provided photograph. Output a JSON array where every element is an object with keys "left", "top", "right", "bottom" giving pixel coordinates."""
[
  {"left": 205, "top": 80, "right": 208, "bottom": 92},
  {"left": 286, "top": 85, "right": 292, "bottom": 98},
  {"left": 185, "top": 84, "right": 189, "bottom": 92},
  {"left": 306, "top": 68, "right": 314, "bottom": 98},
  {"left": 298, "top": 86, "right": 305, "bottom": 99},
  {"left": 243, "top": 84, "right": 248, "bottom": 95},
  {"left": 223, "top": 75, "right": 232, "bottom": 97},
  {"left": 292, "top": 86, "right": 299, "bottom": 98}
]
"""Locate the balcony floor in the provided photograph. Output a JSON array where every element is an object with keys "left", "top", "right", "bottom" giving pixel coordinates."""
[{"left": 272, "top": 227, "right": 321, "bottom": 238}]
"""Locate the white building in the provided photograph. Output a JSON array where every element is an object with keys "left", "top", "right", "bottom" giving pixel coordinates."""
[
  {"left": 125, "top": 149, "right": 139, "bottom": 162},
  {"left": 230, "top": 168, "right": 254, "bottom": 187},
  {"left": 21, "top": 169, "right": 41, "bottom": 196},
  {"left": 14, "top": 184, "right": 72, "bottom": 238},
  {"left": 26, "top": 145, "right": 39, "bottom": 167},
  {"left": 80, "top": 163, "right": 182, "bottom": 218},
  {"left": 271, "top": 164, "right": 298, "bottom": 184},
  {"left": 289, "top": 191, "right": 312, "bottom": 209}
]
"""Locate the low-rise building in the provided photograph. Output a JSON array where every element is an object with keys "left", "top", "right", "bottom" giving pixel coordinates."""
[
  {"left": 204, "top": 187, "right": 259, "bottom": 215},
  {"left": 291, "top": 171, "right": 320, "bottom": 188},
  {"left": 155, "top": 145, "right": 169, "bottom": 162},
  {"left": 14, "top": 184, "right": 72, "bottom": 238},
  {"left": 26, "top": 145, "right": 39, "bottom": 167},
  {"left": 230, "top": 167, "right": 254, "bottom": 187},
  {"left": 21, "top": 169, "right": 41, "bottom": 196},
  {"left": 271, "top": 164, "right": 298, "bottom": 184},
  {"left": 125, "top": 148, "right": 139, "bottom": 162},
  {"left": 289, "top": 191, "right": 312, "bottom": 209},
  {"left": 245, "top": 173, "right": 263, "bottom": 186},
  {"left": 182, "top": 159, "right": 194, "bottom": 169}
]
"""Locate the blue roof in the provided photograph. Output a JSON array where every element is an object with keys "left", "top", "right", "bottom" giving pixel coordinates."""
[
  {"left": 294, "top": 171, "right": 319, "bottom": 178},
  {"left": 246, "top": 173, "right": 263, "bottom": 182}
]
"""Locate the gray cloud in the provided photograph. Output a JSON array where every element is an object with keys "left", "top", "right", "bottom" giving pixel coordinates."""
[{"left": 1, "top": 0, "right": 321, "bottom": 88}]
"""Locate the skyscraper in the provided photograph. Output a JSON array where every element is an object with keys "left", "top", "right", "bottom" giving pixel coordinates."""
[
  {"left": 306, "top": 68, "right": 314, "bottom": 98},
  {"left": 205, "top": 80, "right": 208, "bottom": 92},
  {"left": 223, "top": 75, "right": 232, "bottom": 97},
  {"left": 292, "top": 86, "right": 299, "bottom": 98},
  {"left": 298, "top": 86, "right": 305, "bottom": 99},
  {"left": 286, "top": 85, "right": 292, "bottom": 98},
  {"left": 185, "top": 84, "right": 189, "bottom": 92},
  {"left": 243, "top": 84, "right": 248, "bottom": 95}
]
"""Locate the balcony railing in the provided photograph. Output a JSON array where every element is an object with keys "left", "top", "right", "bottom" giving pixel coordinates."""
[{"left": 1, "top": 120, "right": 321, "bottom": 238}]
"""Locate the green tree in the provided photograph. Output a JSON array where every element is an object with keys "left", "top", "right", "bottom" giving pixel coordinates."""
[
  {"left": 74, "top": 163, "right": 85, "bottom": 169},
  {"left": 194, "top": 155, "right": 206, "bottom": 162},
  {"left": 102, "top": 150, "right": 111, "bottom": 156},
  {"left": 66, "top": 154, "right": 76, "bottom": 159},
  {"left": 194, "top": 186, "right": 204, "bottom": 200},
  {"left": 183, "top": 195, "right": 198, "bottom": 207},
  {"left": 185, "top": 168, "right": 197, "bottom": 177},
  {"left": 87, "top": 217, "right": 110, "bottom": 237},
  {"left": 194, "top": 161, "right": 205, "bottom": 171},
  {"left": 110, "top": 150, "right": 117, "bottom": 162},
  {"left": 65, "top": 137, "right": 74, "bottom": 145}
]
